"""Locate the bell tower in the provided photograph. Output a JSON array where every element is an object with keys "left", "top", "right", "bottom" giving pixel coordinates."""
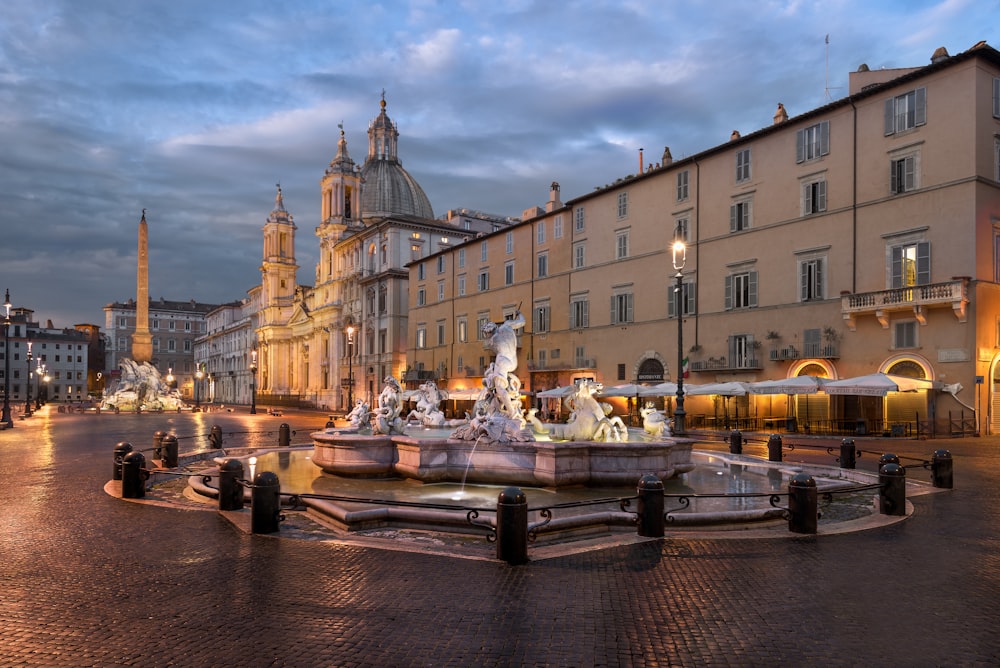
[{"left": 260, "top": 184, "right": 298, "bottom": 323}]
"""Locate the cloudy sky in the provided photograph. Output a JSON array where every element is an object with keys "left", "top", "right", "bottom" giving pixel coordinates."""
[{"left": 0, "top": 0, "right": 994, "bottom": 329}]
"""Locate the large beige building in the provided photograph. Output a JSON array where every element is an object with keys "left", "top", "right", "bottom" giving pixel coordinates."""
[{"left": 407, "top": 41, "right": 1000, "bottom": 436}]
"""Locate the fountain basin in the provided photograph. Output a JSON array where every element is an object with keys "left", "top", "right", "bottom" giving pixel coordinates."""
[{"left": 311, "top": 429, "right": 695, "bottom": 487}]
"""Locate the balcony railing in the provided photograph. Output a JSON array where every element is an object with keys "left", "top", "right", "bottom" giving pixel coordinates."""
[
  {"left": 689, "top": 357, "right": 762, "bottom": 372},
  {"left": 841, "top": 278, "right": 968, "bottom": 330},
  {"left": 770, "top": 343, "right": 839, "bottom": 361}
]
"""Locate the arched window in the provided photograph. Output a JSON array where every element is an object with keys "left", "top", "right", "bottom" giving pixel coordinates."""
[{"left": 886, "top": 360, "right": 926, "bottom": 379}]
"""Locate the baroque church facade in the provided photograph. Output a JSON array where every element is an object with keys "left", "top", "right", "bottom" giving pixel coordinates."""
[{"left": 247, "top": 96, "right": 513, "bottom": 411}]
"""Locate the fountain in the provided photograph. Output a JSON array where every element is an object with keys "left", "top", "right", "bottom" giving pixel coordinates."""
[
  {"left": 312, "top": 310, "right": 694, "bottom": 487},
  {"left": 101, "top": 358, "right": 186, "bottom": 412}
]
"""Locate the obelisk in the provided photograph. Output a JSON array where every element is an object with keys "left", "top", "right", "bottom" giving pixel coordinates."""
[{"left": 132, "top": 209, "right": 153, "bottom": 363}]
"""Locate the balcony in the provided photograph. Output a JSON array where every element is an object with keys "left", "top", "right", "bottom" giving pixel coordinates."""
[
  {"left": 841, "top": 278, "right": 968, "bottom": 330},
  {"left": 689, "top": 357, "right": 762, "bottom": 373},
  {"left": 770, "top": 343, "right": 839, "bottom": 361}
]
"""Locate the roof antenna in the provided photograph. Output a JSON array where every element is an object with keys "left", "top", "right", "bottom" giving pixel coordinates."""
[{"left": 824, "top": 34, "right": 844, "bottom": 101}]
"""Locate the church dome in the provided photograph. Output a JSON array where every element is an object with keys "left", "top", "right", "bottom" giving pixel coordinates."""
[{"left": 360, "top": 96, "right": 435, "bottom": 219}]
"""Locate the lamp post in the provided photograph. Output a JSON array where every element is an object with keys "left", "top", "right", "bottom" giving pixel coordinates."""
[
  {"left": 346, "top": 325, "right": 355, "bottom": 411},
  {"left": 24, "top": 341, "right": 32, "bottom": 417},
  {"left": 195, "top": 363, "right": 204, "bottom": 411},
  {"left": 672, "top": 238, "right": 687, "bottom": 435},
  {"left": 2, "top": 289, "right": 12, "bottom": 429},
  {"left": 249, "top": 349, "right": 257, "bottom": 415},
  {"left": 36, "top": 362, "right": 45, "bottom": 409}
]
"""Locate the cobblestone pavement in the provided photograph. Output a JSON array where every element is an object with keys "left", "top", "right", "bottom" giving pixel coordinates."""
[{"left": 1, "top": 408, "right": 998, "bottom": 667}]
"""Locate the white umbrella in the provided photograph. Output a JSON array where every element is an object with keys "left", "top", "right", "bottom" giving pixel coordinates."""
[
  {"left": 446, "top": 387, "right": 482, "bottom": 401},
  {"left": 597, "top": 383, "right": 662, "bottom": 398},
  {"left": 686, "top": 381, "right": 750, "bottom": 396},
  {"left": 537, "top": 385, "right": 578, "bottom": 398},
  {"left": 748, "top": 376, "right": 826, "bottom": 395},
  {"left": 823, "top": 372, "right": 941, "bottom": 396},
  {"left": 649, "top": 382, "right": 679, "bottom": 396}
]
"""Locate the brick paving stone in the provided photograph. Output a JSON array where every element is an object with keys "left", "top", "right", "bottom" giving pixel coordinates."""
[{"left": 0, "top": 409, "right": 998, "bottom": 666}]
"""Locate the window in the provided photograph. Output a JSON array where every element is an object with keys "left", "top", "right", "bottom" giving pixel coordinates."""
[
  {"left": 617, "top": 364, "right": 626, "bottom": 381},
  {"left": 890, "top": 241, "right": 930, "bottom": 288},
  {"left": 458, "top": 274, "right": 467, "bottom": 296},
  {"left": 457, "top": 318, "right": 468, "bottom": 343},
  {"left": 554, "top": 215, "right": 563, "bottom": 238},
  {"left": 725, "top": 270, "right": 758, "bottom": 310},
  {"left": 570, "top": 297, "right": 590, "bottom": 329},
  {"left": 533, "top": 304, "right": 551, "bottom": 333},
  {"left": 168, "top": 339, "right": 176, "bottom": 352},
  {"left": 153, "top": 338, "right": 160, "bottom": 352},
  {"left": 416, "top": 288, "right": 426, "bottom": 306},
  {"left": 573, "top": 242, "right": 586, "bottom": 269},
  {"left": 804, "top": 328, "right": 822, "bottom": 357},
  {"left": 437, "top": 256, "right": 445, "bottom": 274},
  {"left": 477, "top": 314, "right": 490, "bottom": 340},
  {"left": 617, "top": 192, "right": 629, "bottom": 218},
  {"left": 890, "top": 154, "right": 917, "bottom": 194},
  {"left": 184, "top": 340, "right": 192, "bottom": 352},
  {"left": 668, "top": 280, "right": 696, "bottom": 317},
  {"left": 574, "top": 206, "right": 585, "bottom": 232},
  {"left": 799, "top": 258, "right": 825, "bottom": 301},
  {"left": 416, "top": 327, "right": 426, "bottom": 349},
  {"left": 616, "top": 229, "right": 629, "bottom": 259},
  {"left": 736, "top": 148, "right": 751, "bottom": 183},
  {"left": 184, "top": 321, "right": 191, "bottom": 332},
  {"left": 730, "top": 198, "right": 752, "bottom": 232},
  {"left": 611, "top": 292, "right": 634, "bottom": 324},
  {"left": 417, "top": 263, "right": 426, "bottom": 280},
  {"left": 537, "top": 252, "right": 548, "bottom": 278},
  {"left": 458, "top": 248, "right": 465, "bottom": 268},
  {"left": 480, "top": 241, "right": 488, "bottom": 262},
  {"left": 884, "top": 87, "right": 926, "bottom": 135},
  {"left": 994, "top": 78, "right": 1000, "bottom": 118},
  {"left": 674, "top": 217, "right": 690, "bottom": 242},
  {"left": 151, "top": 319, "right": 159, "bottom": 330},
  {"left": 117, "top": 337, "right": 126, "bottom": 350},
  {"left": 996, "top": 137, "right": 1000, "bottom": 183},
  {"left": 119, "top": 317, "right": 127, "bottom": 328},
  {"left": 728, "top": 334, "right": 755, "bottom": 368},
  {"left": 168, "top": 321, "right": 175, "bottom": 331},
  {"left": 505, "top": 231, "right": 513, "bottom": 254},
  {"left": 437, "top": 321, "right": 446, "bottom": 346},
  {"left": 802, "top": 179, "right": 827, "bottom": 214},
  {"left": 796, "top": 121, "right": 830, "bottom": 163},
  {"left": 537, "top": 222, "right": 546, "bottom": 244},
  {"left": 504, "top": 261, "right": 515, "bottom": 286},
  {"left": 677, "top": 170, "right": 689, "bottom": 201},
  {"left": 478, "top": 270, "right": 489, "bottom": 291},
  {"left": 378, "top": 285, "right": 387, "bottom": 313},
  {"left": 537, "top": 350, "right": 547, "bottom": 367},
  {"left": 437, "top": 281, "right": 445, "bottom": 302},
  {"left": 894, "top": 321, "right": 917, "bottom": 349}
]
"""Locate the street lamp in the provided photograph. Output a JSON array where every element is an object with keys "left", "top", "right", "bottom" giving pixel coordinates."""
[
  {"left": 36, "top": 361, "right": 46, "bottom": 409},
  {"left": 346, "top": 325, "right": 355, "bottom": 410},
  {"left": 24, "top": 341, "right": 32, "bottom": 417},
  {"left": 250, "top": 349, "right": 257, "bottom": 415},
  {"left": 672, "top": 237, "right": 687, "bottom": 435},
  {"left": 2, "top": 289, "right": 12, "bottom": 429},
  {"left": 195, "top": 363, "right": 204, "bottom": 411}
]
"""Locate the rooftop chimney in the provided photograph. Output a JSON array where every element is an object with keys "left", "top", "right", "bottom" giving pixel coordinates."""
[
  {"left": 773, "top": 103, "right": 788, "bottom": 125},
  {"left": 545, "top": 182, "right": 562, "bottom": 213},
  {"left": 662, "top": 146, "right": 673, "bottom": 166},
  {"left": 730, "top": 130, "right": 741, "bottom": 141}
]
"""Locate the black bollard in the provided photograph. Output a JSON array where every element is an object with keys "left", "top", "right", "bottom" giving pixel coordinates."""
[
  {"left": 636, "top": 474, "right": 665, "bottom": 538},
  {"left": 218, "top": 459, "right": 245, "bottom": 511},
  {"left": 767, "top": 434, "right": 783, "bottom": 462},
  {"left": 325, "top": 415, "right": 336, "bottom": 429},
  {"left": 879, "top": 452, "right": 900, "bottom": 468},
  {"left": 209, "top": 425, "right": 223, "bottom": 449},
  {"left": 251, "top": 471, "right": 281, "bottom": 534},
  {"left": 729, "top": 429, "right": 743, "bottom": 455},
  {"left": 153, "top": 430, "right": 166, "bottom": 461},
  {"left": 839, "top": 438, "right": 857, "bottom": 469},
  {"left": 496, "top": 486, "right": 529, "bottom": 565},
  {"left": 879, "top": 462, "right": 906, "bottom": 516},
  {"left": 121, "top": 451, "right": 147, "bottom": 499},
  {"left": 931, "top": 449, "right": 953, "bottom": 489},
  {"left": 788, "top": 473, "right": 817, "bottom": 534},
  {"left": 160, "top": 434, "right": 179, "bottom": 468},
  {"left": 278, "top": 423, "right": 291, "bottom": 447},
  {"left": 113, "top": 442, "right": 133, "bottom": 481}
]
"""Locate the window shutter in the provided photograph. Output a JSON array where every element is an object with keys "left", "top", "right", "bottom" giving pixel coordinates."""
[
  {"left": 803, "top": 183, "right": 813, "bottom": 214},
  {"left": 890, "top": 160, "right": 899, "bottom": 194},
  {"left": 884, "top": 98, "right": 896, "bottom": 135},
  {"left": 626, "top": 293, "right": 634, "bottom": 322},
  {"left": 820, "top": 121, "right": 830, "bottom": 156},
  {"left": 570, "top": 304, "right": 577, "bottom": 329},
  {"left": 904, "top": 155, "right": 916, "bottom": 191},
  {"left": 730, "top": 204, "right": 737, "bottom": 232},
  {"left": 891, "top": 246, "right": 903, "bottom": 288},
  {"left": 914, "top": 87, "right": 927, "bottom": 126},
  {"left": 610, "top": 296, "right": 616, "bottom": 324},
  {"left": 727, "top": 335, "right": 737, "bottom": 361},
  {"left": 817, "top": 180, "right": 827, "bottom": 211},
  {"left": 917, "top": 241, "right": 930, "bottom": 285},
  {"left": 799, "top": 262, "right": 809, "bottom": 301},
  {"left": 994, "top": 78, "right": 1000, "bottom": 118},
  {"left": 668, "top": 284, "right": 676, "bottom": 317},
  {"left": 817, "top": 258, "right": 824, "bottom": 299},
  {"left": 796, "top": 129, "right": 805, "bottom": 163},
  {"left": 724, "top": 275, "right": 733, "bottom": 310},
  {"left": 748, "top": 270, "right": 758, "bottom": 307},
  {"left": 686, "top": 283, "right": 696, "bottom": 314}
]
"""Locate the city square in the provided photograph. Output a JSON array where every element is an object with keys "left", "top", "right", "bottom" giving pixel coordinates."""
[{"left": 1, "top": 407, "right": 998, "bottom": 666}]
